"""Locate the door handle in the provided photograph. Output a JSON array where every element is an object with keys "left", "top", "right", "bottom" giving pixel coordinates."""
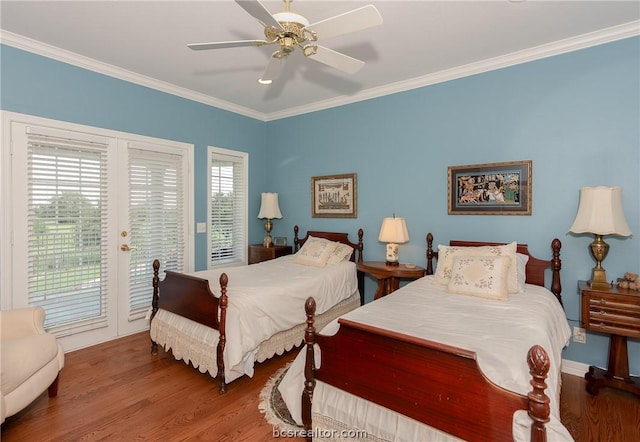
[{"left": 120, "top": 244, "right": 137, "bottom": 252}]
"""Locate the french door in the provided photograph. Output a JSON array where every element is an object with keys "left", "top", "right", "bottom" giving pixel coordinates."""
[{"left": 3, "top": 113, "right": 192, "bottom": 351}]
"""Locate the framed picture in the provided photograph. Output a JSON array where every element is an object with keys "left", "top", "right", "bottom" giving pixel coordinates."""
[
  {"left": 311, "top": 173, "right": 357, "bottom": 218},
  {"left": 448, "top": 160, "right": 532, "bottom": 215},
  {"left": 273, "top": 237, "right": 287, "bottom": 246}
]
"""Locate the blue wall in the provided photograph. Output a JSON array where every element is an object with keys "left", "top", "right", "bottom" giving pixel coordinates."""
[
  {"left": 0, "top": 44, "right": 269, "bottom": 265},
  {"left": 2, "top": 37, "right": 638, "bottom": 373},
  {"left": 267, "top": 37, "right": 640, "bottom": 373}
]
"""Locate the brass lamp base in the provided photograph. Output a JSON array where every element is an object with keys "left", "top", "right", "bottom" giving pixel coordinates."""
[
  {"left": 589, "top": 268, "right": 612, "bottom": 290},
  {"left": 263, "top": 218, "right": 273, "bottom": 248},
  {"left": 588, "top": 234, "right": 611, "bottom": 290}
]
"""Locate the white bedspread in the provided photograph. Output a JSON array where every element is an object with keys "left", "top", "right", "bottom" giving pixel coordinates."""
[
  {"left": 153, "top": 255, "right": 357, "bottom": 383},
  {"left": 279, "top": 275, "right": 572, "bottom": 441}
]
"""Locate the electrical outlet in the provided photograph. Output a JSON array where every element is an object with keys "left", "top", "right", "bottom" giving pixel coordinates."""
[{"left": 573, "top": 326, "right": 586, "bottom": 344}]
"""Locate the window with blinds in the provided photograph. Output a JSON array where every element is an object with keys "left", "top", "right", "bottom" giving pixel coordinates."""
[
  {"left": 127, "top": 147, "right": 185, "bottom": 320},
  {"left": 209, "top": 148, "right": 248, "bottom": 267},
  {"left": 26, "top": 128, "right": 109, "bottom": 336}
]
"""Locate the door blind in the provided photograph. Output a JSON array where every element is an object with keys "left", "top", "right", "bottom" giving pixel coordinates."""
[
  {"left": 127, "top": 147, "right": 185, "bottom": 320},
  {"left": 210, "top": 151, "right": 246, "bottom": 266},
  {"left": 26, "top": 128, "right": 109, "bottom": 336}
]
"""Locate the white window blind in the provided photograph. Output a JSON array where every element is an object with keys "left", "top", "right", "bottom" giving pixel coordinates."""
[
  {"left": 26, "top": 127, "right": 109, "bottom": 336},
  {"left": 210, "top": 149, "right": 247, "bottom": 266},
  {"left": 128, "top": 147, "right": 185, "bottom": 320}
]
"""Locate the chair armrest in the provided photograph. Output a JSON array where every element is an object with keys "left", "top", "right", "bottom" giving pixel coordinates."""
[{"left": 0, "top": 307, "right": 47, "bottom": 339}]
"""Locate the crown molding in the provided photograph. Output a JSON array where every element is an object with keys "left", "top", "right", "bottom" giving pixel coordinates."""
[
  {"left": 264, "top": 20, "right": 640, "bottom": 121},
  {"left": 0, "top": 30, "right": 267, "bottom": 122},
  {"left": 2, "top": 20, "right": 638, "bottom": 123}
]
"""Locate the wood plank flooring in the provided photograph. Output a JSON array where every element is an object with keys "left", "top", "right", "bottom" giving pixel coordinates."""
[{"left": 2, "top": 332, "right": 638, "bottom": 441}]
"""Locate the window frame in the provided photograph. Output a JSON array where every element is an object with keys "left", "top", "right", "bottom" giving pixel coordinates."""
[{"left": 207, "top": 146, "right": 248, "bottom": 268}]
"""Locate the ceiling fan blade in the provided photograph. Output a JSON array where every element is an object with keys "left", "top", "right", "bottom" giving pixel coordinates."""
[
  {"left": 235, "top": 0, "right": 283, "bottom": 30},
  {"left": 188, "top": 40, "right": 267, "bottom": 51},
  {"left": 309, "top": 46, "right": 365, "bottom": 74},
  {"left": 305, "top": 5, "right": 382, "bottom": 40},
  {"left": 259, "top": 54, "right": 288, "bottom": 83}
]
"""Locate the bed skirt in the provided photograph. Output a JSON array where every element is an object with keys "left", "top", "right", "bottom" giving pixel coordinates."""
[
  {"left": 150, "top": 291, "right": 360, "bottom": 381},
  {"left": 308, "top": 381, "right": 572, "bottom": 442},
  {"left": 255, "top": 292, "right": 360, "bottom": 363}
]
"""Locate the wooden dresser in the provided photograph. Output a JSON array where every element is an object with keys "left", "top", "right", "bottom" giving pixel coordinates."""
[
  {"left": 248, "top": 244, "right": 292, "bottom": 264},
  {"left": 579, "top": 280, "right": 640, "bottom": 397}
]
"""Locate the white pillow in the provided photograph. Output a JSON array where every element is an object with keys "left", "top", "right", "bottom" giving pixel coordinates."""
[
  {"left": 326, "top": 242, "right": 354, "bottom": 266},
  {"left": 516, "top": 253, "right": 529, "bottom": 293},
  {"left": 447, "top": 255, "right": 511, "bottom": 300},
  {"left": 292, "top": 236, "right": 338, "bottom": 267},
  {"left": 434, "top": 242, "right": 518, "bottom": 293}
]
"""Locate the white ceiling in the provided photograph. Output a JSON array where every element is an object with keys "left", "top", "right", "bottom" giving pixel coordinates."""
[{"left": 1, "top": 1, "right": 639, "bottom": 121}]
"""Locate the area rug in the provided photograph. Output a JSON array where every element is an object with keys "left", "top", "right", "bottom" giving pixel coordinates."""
[{"left": 259, "top": 362, "right": 303, "bottom": 432}]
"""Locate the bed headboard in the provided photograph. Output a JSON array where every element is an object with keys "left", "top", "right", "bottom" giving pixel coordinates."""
[
  {"left": 294, "top": 225, "right": 365, "bottom": 305},
  {"left": 293, "top": 225, "right": 364, "bottom": 263},
  {"left": 425, "top": 232, "right": 563, "bottom": 306}
]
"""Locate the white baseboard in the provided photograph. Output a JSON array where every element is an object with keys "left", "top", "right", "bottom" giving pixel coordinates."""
[{"left": 561, "top": 359, "right": 589, "bottom": 377}]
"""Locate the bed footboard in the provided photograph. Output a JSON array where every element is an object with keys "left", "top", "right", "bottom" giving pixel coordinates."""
[
  {"left": 302, "top": 297, "right": 551, "bottom": 442},
  {"left": 150, "top": 260, "right": 229, "bottom": 393}
]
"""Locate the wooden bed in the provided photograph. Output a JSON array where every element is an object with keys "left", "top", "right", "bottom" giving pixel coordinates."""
[
  {"left": 149, "top": 226, "right": 364, "bottom": 393},
  {"left": 301, "top": 233, "right": 567, "bottom": 442}
]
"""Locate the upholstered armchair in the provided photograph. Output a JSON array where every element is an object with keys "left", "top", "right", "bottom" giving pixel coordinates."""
[{"left": 1, "top": 307, "right": 64, "bottom": 424}]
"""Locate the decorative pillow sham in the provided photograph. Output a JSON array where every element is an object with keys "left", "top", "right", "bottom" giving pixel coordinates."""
[
  {"left": 326, "top": 242, "right": 354, "bottom": 266},
  {"left": 292, "top": 236, "right": 338, "bottom": 267},
  {"left": 434, "top": 242, "right": 518, "bottom": 293},
  {"left": 516, "top": 252, "right": 529, "bottom": 293},
  {"left": 447, "top": 255, "right": 511, "bottom": 300}
]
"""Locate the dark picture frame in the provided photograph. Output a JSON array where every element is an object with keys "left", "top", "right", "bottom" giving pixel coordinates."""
[
  {"left": 311, "top": 173, "right": 357, "bottom": 218},
  {"left": 273, "top": 237, "right": 287, "bottom": 246},
  {"left": 448, "top": 160, "right": 532, "bottom": 215}
]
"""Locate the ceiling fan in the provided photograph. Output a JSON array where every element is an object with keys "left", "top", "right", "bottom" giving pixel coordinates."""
[{"left": 187, "top": 0, "right": 383, "bottom": 84}]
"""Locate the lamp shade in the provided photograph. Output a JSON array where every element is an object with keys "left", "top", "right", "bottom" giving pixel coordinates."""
[
  {"left": 569, "top": 186, "right": 632, "bottom": 236},
  {"left": 378, "top": 217, "right": 409, "bottom": 243},
  {"left": 257, "top": 192, "right": 282, "bottom": 219}
]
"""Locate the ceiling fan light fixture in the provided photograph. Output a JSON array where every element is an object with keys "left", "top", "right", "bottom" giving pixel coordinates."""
[
  {"left": 272, "top": 50, "right": 288, "bottom": 59},
  {"left": 272, "top": 12, "right": 309, "bottom": 28},
  {"left": 303, "top": 45, "right": 318, "bottom": 57}
]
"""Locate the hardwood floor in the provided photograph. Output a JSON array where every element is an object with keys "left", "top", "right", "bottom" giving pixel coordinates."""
[{"left": 2, "top": 332, "right": 638, "bottom": 441}]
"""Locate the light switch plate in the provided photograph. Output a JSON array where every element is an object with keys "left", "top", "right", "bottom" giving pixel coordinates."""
[
  {"left": 196, "top": 222, "right": 207, "bottom": 233},
  {"left": 573, "top": 326, "right": 586, "bottom": 344}
]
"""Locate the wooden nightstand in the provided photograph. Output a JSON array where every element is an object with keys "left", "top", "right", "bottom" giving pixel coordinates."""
[
  {"left": 579, "top": 280, "right": 640, "bottom": 397},
  {"left": 248, "top": 244, "right": 292, "bottom": 264},
  {"left": 357, "top": 261, "right": 425, "bottom": 300}
]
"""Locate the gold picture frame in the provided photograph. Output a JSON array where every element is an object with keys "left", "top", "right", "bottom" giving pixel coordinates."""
[
  {"left": 311, "top": 173, "right": 357, "bottom": 218},
  {"left": 448, "top": 160, "right": 532, "bottom": 215}
]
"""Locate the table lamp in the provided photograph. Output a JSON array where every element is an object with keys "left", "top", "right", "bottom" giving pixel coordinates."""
[
  {"left": 258, "top": 192, "right": 282, "bottom": 248},
  {"left": 378, "top": 215, "right": 409, "bottom": 266},
  {"left": 569, "top": 186, "right": 632, "bottom": 289}
]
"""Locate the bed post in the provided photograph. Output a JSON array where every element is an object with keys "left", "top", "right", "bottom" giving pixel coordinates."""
[
  {"left": 356, "top": 228, "right": 364, "bottom": 262},
  {"left": 294, "top": 225, "right": 300, "bottom": 252},
  {"left": 550, "top": 238, "right": 562, "bottom": 306},
  {"left": 357, "top": 228, "right": 365, "bottom": 304},
  {"left": 302, "top": 297, "right": 317, "bottom": 442},
  {"left": 151, "top": 259, "right": 160, "bottom": 355},
  {"left": 426, "top": 233, "right": 435, "bottom": 275},
  {"left": 527, "top": 345, "right": 551, "bottom": 442},
  {"left": 217, "top": 273, "right": 229, "bottom": 394}
]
